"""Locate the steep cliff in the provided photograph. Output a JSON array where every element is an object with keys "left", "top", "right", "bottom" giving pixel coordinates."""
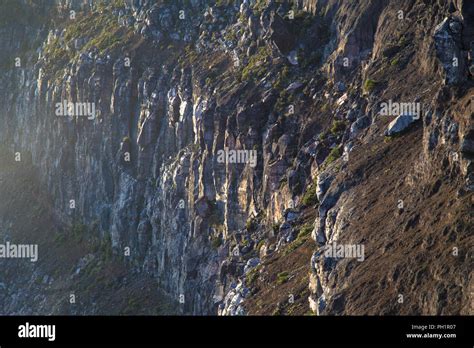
[{"left": 0, "top": 0, "right": 472, "bottom": 315}]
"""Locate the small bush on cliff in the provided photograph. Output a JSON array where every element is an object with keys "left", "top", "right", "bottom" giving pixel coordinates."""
[
  {"left": 215, "top": 0, "right": 231, "bottom": 7},
  {"left": 297, "top": 223, "right": 313, "bottom": 239},
  {"left": 363, "top": 78, "right": 377, "bottom": 93},
  {"left": 325, "top": 146, "right": 342, "bottom": 165},
  {"left": 43, "top": 2, "right": 135, "bottom": 81},
  {"left": 277, "top": 271, "right": 289, "bottom": 285},
  {"left": 283, "top": 223, "right": 312, "bottom": 255},
  {"left": 302, "top": 182, "right": 318, "bottom": 207},
  {"left": 252, "top": 0, "right": 268, "bottom": 15},
  {"left": 318, "top": 131, "right": 328, "bottom": 141},
  {"left": 241, "top": 46, "right": 271, "bottom": 82},
  {"left": 211, "top": 235, "right": 222, "bottom": 249},
  {"left": 272, "top": 66, "right": 291, "bottom": 90},
  {"left": 330, "top": 120, "right": 346, "bottom": 135},
  {"left": 72, "top": 223, "right": 88, "bottom": 242},
  {"left": 256, "top": 239, "right": 265, "bottom": 251},
  {"left": 246, "top": 265, "right": 261, "bottom": 285}
]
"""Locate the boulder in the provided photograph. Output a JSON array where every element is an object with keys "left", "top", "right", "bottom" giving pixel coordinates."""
[
  {"left": 286, "top": 81, "right": 303, "bottom": 92},
  {"left": 308, "top": 294, "right": 318, "bottom": 313},
  {"left": 350, "top": 115, "right": 371, "bottom": 136},
  {"left": 287, "top": 50, "right": 298, "bottom": 65},
  {"left": 243, "top": 258, "right": 260, "bottom": 274},
  {"left": 385, "top": 114, "right": 418, "bottom": 136},
  {"left": 284, "top": 209, "right": 299, "bottom": 222}
]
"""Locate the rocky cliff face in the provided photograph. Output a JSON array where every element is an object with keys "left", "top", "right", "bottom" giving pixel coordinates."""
[{"left": 0, "top": 0, "right": 472, "bottom": 315}]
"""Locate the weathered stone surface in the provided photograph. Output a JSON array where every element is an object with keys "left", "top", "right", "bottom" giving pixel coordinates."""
[
  {"left": 385, "top": 114, "right": 418, "bottom": 136},
  {"left": 434, "top": 17, "right": 467, "bottom": 85},
  {"left": 0, "top": 0, "right": 471, "bottom": 318}
]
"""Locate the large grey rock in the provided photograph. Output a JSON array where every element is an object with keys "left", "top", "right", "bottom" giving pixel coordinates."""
[
  {"left": 385, "top": 114, "right": 418, "bottom": 136},
  {"left": 243, "top": 258, "right": 260, "bottom": 274},
  {"left": 350, "top": 115, "right": 371, "bottom": 137}
]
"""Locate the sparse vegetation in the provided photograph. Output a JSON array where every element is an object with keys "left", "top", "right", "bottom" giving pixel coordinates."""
[
  {"left": 211, "top": 234, "right": 223, "bottom": 249},
  {"left": 43, "top": 3, "right": 135, "bottom": 80},
  {"left": 252, "top": 0, "right": 268, "bottom": 15},
  {"left": 364, "top": 78, "right": 377, "bottom": 93},
  {"left": 274, "top": 89, "right": 295, "bottom": 115},
  {"left": 302, "top": 182, "right": 318, "bottom": 207},
  {"left": 325, "top": 146, "right": 342, "bottom": 165},
  {"left": 215, "top": 0, "right": 231, "bottom": 7},
  {"left": 319, "top": 131, "right": 328, "bottom": 141},
  {"left": 272, "top": 66, "right": 291, "bottom": 90},
  {"left": 330, "top": 120, "right": 346, "bottom": 135},
  {"left": 241, "top": 46, "right": 271, "bottom": 82},
  {"left": 246, "top": 265, "right": 261, "bottom": 285},
  {"left": 277, "top": 271, "right": 289, "bottom": 285},
  {"left": 283, "top": 222, "right": 312, "bottom": 255},
  {"left": 224, "top": 28, "right": 237, "bottom": 42},
  {"left": 297, "top": 224, "right": 313, "bottom": 239}
]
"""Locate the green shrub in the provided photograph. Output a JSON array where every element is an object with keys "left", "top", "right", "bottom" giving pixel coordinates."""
[
  {"left": 99, "top": 233, "right": 113, "bottom": 261},
  {"left": 277, "top": 271, "right": 289, "bottom": 285},
  {"left": 241, "top": 46, "right": 271, "bottom": 81},
  {"left": 283, "top": 223, "right": 312, "bottom": 255},
  {"left": 252, "top": 0, "right": 267, "bottom": 15},
  {"left": 325, "top": 146, "right": 342, "bottom": 165},
  {"left": 272, "top": 66, "right": 291, "bottom": 90},
  {"left": 330, "top": 120, "right": 346, "bottom": 135},
  {"left": 364, "top": 79, "right": 377, "bottom": 93},
  {"left": 215, "top": 0, "right": 231, "bottom": 7},
  {"left": 297, "top": 224, "right": 313, "bottom": 239},
  {"left": 302, "top": 182, "right": 318, "bottom": 206},
  {"left": 224, "top": 29, "right": 237, "bottom": 42},
  {"left": 319, "top": 132, "right": 328, "bottom": 141},
  {"left": 211, "top": 235, "right": 222, "bottom": 249},
  {"left": 246, "top": 266, "right": 261, "bottom": 285},
  {"left": 43, "top": 3, "right": 135, "bottom": 80},
  {"left": 72, "top": 223, "right": 88, "bottom": 242}
]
